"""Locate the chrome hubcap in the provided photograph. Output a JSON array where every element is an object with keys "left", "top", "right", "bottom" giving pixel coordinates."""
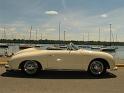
[
  {"left": 90, "top": 61, "right": 104, "bottom": 75},
  {"left": 24, "top": 61, "right": 38, "bottom": 75}
]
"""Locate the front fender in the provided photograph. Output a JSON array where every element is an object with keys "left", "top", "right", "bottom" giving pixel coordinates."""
[{"left": 82, "top": 51, "right": 116, "bottom": 71}]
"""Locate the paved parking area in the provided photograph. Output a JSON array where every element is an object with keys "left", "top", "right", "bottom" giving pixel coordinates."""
[{"left": 0, "top": 66, "right": 124, "bottom": 93}]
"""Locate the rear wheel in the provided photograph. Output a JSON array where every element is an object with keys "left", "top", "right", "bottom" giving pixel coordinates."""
[
  {"left": 23, "top": 60, "right": 40, "bottom": 75},
  {"left": 88, "top": 60, "right": 106, "bottom": 77}
]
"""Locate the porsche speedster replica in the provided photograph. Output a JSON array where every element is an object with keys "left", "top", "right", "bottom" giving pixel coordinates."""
[{"left": 5, "top": 43, "right": 117, "bottom": 76}]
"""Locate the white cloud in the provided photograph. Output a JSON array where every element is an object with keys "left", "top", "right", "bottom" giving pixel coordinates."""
[
  {"left": 45, "top": 11, "right": 58, "bottom": 15},
  {"left": 101, "top": 14, "right": 108, "bottom": 18}
]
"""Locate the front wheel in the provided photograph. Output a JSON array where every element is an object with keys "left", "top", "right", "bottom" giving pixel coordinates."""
[
  {"left": 88, "top": 60, "right": 106, "bottom": 77},
  {"left": 23, "top": 60, "right": 40, "bottom": 75}
]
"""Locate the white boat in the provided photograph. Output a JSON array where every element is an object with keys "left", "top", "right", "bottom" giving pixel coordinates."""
[
  {"left": 91, "top": 46, "right": 101, "bottom": 50},
  {"left": 46, "top": 46, "right": 63, "bottom": 50},
  {"left": 19, "top": 44, "right": 32, "bottom": 50},
  {"left": 101, "top": 24, "right": 116, "bottom": 52},
  {"left": 78, "top": 45, "right": 91, "bottom": 48},
  {"left": 34, "top": 44, "right": 44, "bottom": 48},
  {"left": 59, "top": 44, "right": 67, "bottom": 49},
  {"left": 46, "top": 44, "right": 67, "bottom": 50},
  {"left": 100, "top": 47, "right": 116, "bottom": 52},
  {"left": 0, "top": 43, "right": 8, "bottom": 48}
]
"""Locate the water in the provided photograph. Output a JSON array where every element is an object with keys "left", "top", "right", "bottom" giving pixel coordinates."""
[
  {"left": 81, "top": 46, "right": 124, "bottom": 60},
  {"left": 0, "top": 44, "right": 124, "bottom": 60},
  {"left": 115, "top": 46, "right": 124, "bottom": 59},
  {"left": 0, "top": 44, "right": 53, "bottom": 55}
]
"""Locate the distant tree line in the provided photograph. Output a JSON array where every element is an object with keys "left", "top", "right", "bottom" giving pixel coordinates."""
[{"left": 0, "top": 39, "right": 124, "bottom": 46}]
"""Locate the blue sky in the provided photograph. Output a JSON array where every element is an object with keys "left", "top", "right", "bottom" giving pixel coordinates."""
[{"left": 0, "top": 0, "right": 124, "bottom": 41}]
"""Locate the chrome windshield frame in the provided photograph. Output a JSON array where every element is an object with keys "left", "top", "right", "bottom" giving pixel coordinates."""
[{"left": 67, "top": 43, "right": 79, "bottom": 51}]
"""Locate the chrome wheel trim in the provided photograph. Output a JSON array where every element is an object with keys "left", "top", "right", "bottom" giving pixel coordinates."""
[
  {"left": 24, "top": 61, "right": 38, "bottom": 75},
  {"left": 90, "top": 61, "right": 104, "bottom": 75}
]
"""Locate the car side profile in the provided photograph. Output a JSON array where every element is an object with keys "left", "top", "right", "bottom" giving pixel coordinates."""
[{"left": 5, "top": 43, "right": 117, "bottom": 77}]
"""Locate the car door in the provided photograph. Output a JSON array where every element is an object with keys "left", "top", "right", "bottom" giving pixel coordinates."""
[
  {"left": 47, "top": 50, "right": 84, "bottom": 70},
  {"left": 47, "top": 50, "right": 70, "bottom": 69},
  {"left": 66, "top": 50, "right": 84, "bottom": 69}
]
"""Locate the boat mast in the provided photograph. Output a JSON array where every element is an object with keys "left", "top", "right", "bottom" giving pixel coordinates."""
[
  {"left": 110, "top": 24, "right": 112, "bottom": 46},
  {"left": 59, "top": 22, "right": 61, "bottom": 42},
  {"left": 98, "top": 27, "right": 101, "bottom": 46},
  {"left": 64, "top": 31, "right": 66, "bottom": 41},
  {"left": 41, "top": 33, "right": 42, "bottom": 40},
  {"left": 29, "top": 26, "right": 32, "bottom": 41},
  {"left": 88, "top": 32, "right": 89, "bottom": 41},
  {"left": 3, "top": 27, "right": 6, "bottom": 40},
  {"left": 29, "top": 26, "right": 32, "bottom": 45},
  {"left": 83, "top": 32, "right": 84, "bottom": 42},
  {"left": 36, "top": 29, "right": 37, "bottom": 41},
  {"left": 116, "top": 34, "right": 117, "bottom": 42},
  {"left": 99, "top": 27, "right": 100, "bottom": 42}
]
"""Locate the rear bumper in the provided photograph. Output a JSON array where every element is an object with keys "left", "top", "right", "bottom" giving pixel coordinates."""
[{"left": 5, "top": 64, "right": 12, "bottom": 71}]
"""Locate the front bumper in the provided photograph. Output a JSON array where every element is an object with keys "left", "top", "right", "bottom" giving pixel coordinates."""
[{"left": 111, "top": 66, "right": 118, "bottom": 71}]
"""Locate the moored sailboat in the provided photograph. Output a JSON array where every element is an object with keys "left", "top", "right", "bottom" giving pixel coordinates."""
[{"left": 100, "top": 24, "right": 116, "bottom": 52}]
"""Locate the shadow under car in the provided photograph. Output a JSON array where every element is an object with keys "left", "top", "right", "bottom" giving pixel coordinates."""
[{"left": 1, "top": 70, "right": 117, "bottom": 79}]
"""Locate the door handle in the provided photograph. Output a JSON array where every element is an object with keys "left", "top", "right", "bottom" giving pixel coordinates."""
[{"left": 57, "top": 58, "right": 62, "bottom": 62}]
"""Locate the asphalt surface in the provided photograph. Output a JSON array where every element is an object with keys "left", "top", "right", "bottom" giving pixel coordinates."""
[{"left": 0, "top": 66, "right": 124, "bottom": 93}]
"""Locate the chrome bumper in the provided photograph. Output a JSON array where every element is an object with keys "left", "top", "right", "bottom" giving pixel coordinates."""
[
  {"left": 5, "top": 64, "right": 12, "bottom": 71},
  {"left": 112, "top": 66, "right": 118, "bottom": 71}
]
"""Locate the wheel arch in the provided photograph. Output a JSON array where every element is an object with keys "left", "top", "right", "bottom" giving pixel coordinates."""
[
  {"left": 19, "top": 60, "right": 42, "bottom": 70},
  {"left": 88, "top": 58, "right": 110, "bottom": 70}
]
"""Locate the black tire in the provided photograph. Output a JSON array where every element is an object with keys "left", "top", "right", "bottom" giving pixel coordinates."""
[
  {"left": 22, "top": 60, "right": 40, "bottom": 75},
  {"left": 88, "top": 60, "right": 106, "bottom": 77}
]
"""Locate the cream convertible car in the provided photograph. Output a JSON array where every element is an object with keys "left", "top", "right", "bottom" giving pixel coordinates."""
[{"left": 5, "top": 43, "right": 117, "bottom": 76}]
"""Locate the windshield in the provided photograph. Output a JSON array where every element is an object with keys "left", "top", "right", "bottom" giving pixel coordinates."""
[{"left": 67, "top": 43, "right": 79, "bottom": 50}]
